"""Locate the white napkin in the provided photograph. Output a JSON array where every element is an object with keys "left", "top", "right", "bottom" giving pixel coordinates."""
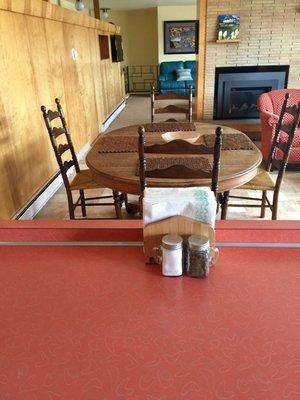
[{"left": 143, "top": 187, "right": 217, "bottom": 228}]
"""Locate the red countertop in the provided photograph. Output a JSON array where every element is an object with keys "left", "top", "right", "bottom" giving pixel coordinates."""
[{"left": 0, "top": 220, "right": 299, "bottom": 399}]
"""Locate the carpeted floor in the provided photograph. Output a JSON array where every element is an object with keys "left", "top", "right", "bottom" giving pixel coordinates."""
[{"left": 35, "top": 95, "right": 300, "bottom": 220}]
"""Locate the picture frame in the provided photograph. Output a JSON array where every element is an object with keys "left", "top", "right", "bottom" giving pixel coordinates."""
[
  {"left": 217, "top": 15, "right": 240, "bottom": 41},
  {"left": 164, "top": 20, "right": 199, "bottom": 55}
]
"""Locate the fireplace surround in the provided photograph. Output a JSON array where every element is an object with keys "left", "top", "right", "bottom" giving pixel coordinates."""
[{"left": 214, "top": 66, "right": 289, "bottom": 120}]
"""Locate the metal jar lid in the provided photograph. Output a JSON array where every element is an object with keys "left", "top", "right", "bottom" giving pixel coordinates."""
[
  {"left": 162, "top": 234, "right": 183, "bottom": 250},
  {"left": 188, "top": 235, "right": 210, "bottom": 251}
]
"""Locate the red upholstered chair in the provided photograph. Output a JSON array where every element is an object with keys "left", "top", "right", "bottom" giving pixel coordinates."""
[{"left": 258, "top": 89, "right": 300, "bottom": 165}]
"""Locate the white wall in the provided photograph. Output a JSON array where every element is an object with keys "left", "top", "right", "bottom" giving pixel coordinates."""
[
  {"left": 109, "top": 8, "right": 158, "bottom": 66},
  {"left": 157, "top": 5, "right": 197, "bottom": 64}
]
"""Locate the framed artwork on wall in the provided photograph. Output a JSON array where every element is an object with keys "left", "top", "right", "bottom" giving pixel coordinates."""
[
  {"left": 164, "top": 20, "right": 199, "bottom": 54},
  {"left": 217, "top": 15, "right": 240, "bottom": 42}
]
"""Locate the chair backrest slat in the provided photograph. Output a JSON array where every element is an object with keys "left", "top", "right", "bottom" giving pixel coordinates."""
[
  {"left": 155, "top": 105, "right": 189, "bottom": 115},
  {"left": 151, "top": 85, "right": 193, "bottom": 123},
  {"left": 41, "top": 99, "right": 81, "bottom": 191},
  {"left": 145, "top": 165, "right": 212, "bottom": 179},
  {"left": 285, "top": 104, "right": 299, "bottom": 115},
  {"left": 275, "top": 141, "right": 288, "bottom": 154},
  {"left": 63, "top": 160, "right": 74, "bottom": 173},
  {"left": 280, "top": 124, "right": 294, "bottom": 135},
  {"left": 47, "top": 110, "right": 60, "bottom": 121},
  {"left": 138, "top": 126, "right": 222, "bottom": 200},
  {"left": 57, "top": 143, "right": 70, "bottom": 156},
  {"left": 53, "top": 127, "right": 67, "bottom": 139},
  {"left": 154, "top": 92, "right": 189, "bottom": 101}
]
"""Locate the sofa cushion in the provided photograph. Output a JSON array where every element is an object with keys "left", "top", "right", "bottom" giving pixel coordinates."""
[
  {"left": 158, "top": 73, "right": 176, "bottom": 82},
  {"left": 184, "top": 61, "right": 196, "bottom": 73},
  {"left": 176, "top": 69, "right": 193, "bottom": 81},
  {"left": 160, "top": 61, "right": 184, "bottom": 75}
]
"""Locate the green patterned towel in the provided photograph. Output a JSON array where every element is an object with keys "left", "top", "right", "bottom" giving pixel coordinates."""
[{"left": 143, "top": 187, "right": 216, "bottom": 227}]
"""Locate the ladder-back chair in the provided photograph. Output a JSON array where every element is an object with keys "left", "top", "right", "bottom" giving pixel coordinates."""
[
  {"left": 151, "top": 85, "right": 193, "bottom": 123},
  {"left": 221, "top": 93, "right": 300, "bottom": 220},
  {"left": 41, "top": 98, "right": 123, "bottom": 219},
  {"left": 138, "top": 126, "right": 223, "bottom": 215}
]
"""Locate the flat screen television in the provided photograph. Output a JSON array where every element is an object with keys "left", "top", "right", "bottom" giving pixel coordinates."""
[{"left": 110, "top": 35, "right": 124, "bottom": 62}]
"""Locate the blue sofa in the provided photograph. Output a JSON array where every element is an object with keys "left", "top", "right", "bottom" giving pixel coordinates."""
[{"left": 158, "top": 61, "right": 196, "bottom": 95}]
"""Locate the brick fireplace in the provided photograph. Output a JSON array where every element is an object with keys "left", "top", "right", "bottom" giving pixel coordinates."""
[
  {"left": 214, "top": 66, "right": 289, "bottom": 119},
  {"left": 203, "top": 0, "right": 300, "bottom": 120}
]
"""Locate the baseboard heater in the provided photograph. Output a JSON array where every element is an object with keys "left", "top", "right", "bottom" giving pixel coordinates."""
[{"left": 101, "top": 99, "right": 127, "bottom": 132}]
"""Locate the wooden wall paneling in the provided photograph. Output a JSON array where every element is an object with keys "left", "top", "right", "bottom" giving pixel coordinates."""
[
  {"left": 102, "top": 59, "right": 111, "bottom": 118},
  {"left": 59, "top": 23, "right": 88, "bottom": 152},
  {"left": 89, "top": 29, "right": 105, "bottom": 135},
  {"left": 0, "top": 4, "right": 124, "bottom": 218},
  {"left": 43, "top": 18, "right": 69, "bottom": 160},
  {"left": 25, "top": 15, "right": 58, "bottom": 178},
  {"left": 43, "top": 19, "right": 67, "bottom": 105},
  {"left": 78, "top": 26, "right": 101, "bottom": 144},
  {"left": 89, "top": 30, "right": 101, "bottom": 137},
  {"left": 0, "top": 11, "right": 55, "bottom": 218},
  {"left": 62, "top": 23, "right": 99, "bottom": 147},
  {"left": 0, "top": 11, "right": 18, "bottom": 218}
]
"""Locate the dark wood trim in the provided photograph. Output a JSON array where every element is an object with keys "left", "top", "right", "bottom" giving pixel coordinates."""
[
  {"left": 196, "top": 0, "right": 207, "bottom": 120},
  {"left": 93, "top": 0, "right": 100, "bottom": 20}
]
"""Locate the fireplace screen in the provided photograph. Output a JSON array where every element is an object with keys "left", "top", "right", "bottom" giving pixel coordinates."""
[
  {"left": 228, "top": 87, "right": 272, "bottom": 118},
  {"left": 214, "top": 66, "right": 289, "bottom": 120}
]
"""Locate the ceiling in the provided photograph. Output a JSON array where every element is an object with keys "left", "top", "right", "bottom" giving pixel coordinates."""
[{"left": 96, "top": 0, "right": 197, "bottom": 10}]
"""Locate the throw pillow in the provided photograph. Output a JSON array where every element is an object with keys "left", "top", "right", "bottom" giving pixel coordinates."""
[{"left": 176, "top": 69, "right": 193, "bottom": 81}]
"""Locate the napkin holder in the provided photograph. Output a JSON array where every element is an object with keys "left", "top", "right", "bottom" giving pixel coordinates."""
[{"left": 143, "top": 215, "right": 215, "bottom": 263}]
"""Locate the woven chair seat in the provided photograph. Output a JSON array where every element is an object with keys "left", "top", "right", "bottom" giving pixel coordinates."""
[
  {"left": 239, "top": 168, "right": 275, "bottom": 191},
  {"left": 70, "top": 169, "right": 103, "bottom": 191}
]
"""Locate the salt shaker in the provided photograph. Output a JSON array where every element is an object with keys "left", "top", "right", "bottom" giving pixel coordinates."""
[
  {"left": 161, "top": 234, "right": 183, "bottom": 276},
  {"left": 187, "top": 235, "right": 216, "bottom": 278}
]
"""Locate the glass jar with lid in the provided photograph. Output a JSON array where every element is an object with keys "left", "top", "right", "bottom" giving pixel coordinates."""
[
  {"left": 187, "top": 235, "right": 219, "bottom": 278},
  {"left": 161, "top": 234, "right": 183, "bottom": 276}
]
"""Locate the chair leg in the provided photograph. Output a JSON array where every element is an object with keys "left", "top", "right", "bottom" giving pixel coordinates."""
[
  {"left": 260, "top": 190, "right": 267, "bottom": 218},
  {"left": 67, "top": 191, "right": 75, "bottom": 219},
  {"left": 123, "top": 192, "right": 140, "bottom": 215},
  {"left": 79, "top": 189, "right": 87, "bottom": 218},
  {"left": 113, "top": 190, "right": 123, "bottom": 219},
  {"left": 123, "top": 192, "right": 129, "bottom": 211},
  {"left": 139, "top": 195, "right": 143, "bottom": 218},
  {"left": 221, "top": 191, "right": 229, "bottom": 220},
  {"left": 271, "top": 191, "right": 279, "bottom": 220}
]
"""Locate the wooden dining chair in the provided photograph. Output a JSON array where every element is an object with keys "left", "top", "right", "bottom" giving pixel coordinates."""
[
  {"left": 151, "top": 85, "right": 193, "bottom": 123},
  {"left": 138, "top": 125, "right": 223, "bottom": 215},
  {"left": 41, "top": 98, "right": 123, "bottom": 219},
  {"left": 221, "top": 93, "right": 300, "bottom": 220}
]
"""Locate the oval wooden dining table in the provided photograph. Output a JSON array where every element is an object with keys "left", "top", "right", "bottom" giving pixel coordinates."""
[{"left": 86, "top": 122, "right": 262, "bottom": 195}]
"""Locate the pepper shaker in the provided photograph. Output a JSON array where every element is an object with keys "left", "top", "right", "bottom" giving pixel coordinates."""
[{"left": 187, "top": 235, "right": 211, "bottom": 278}]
